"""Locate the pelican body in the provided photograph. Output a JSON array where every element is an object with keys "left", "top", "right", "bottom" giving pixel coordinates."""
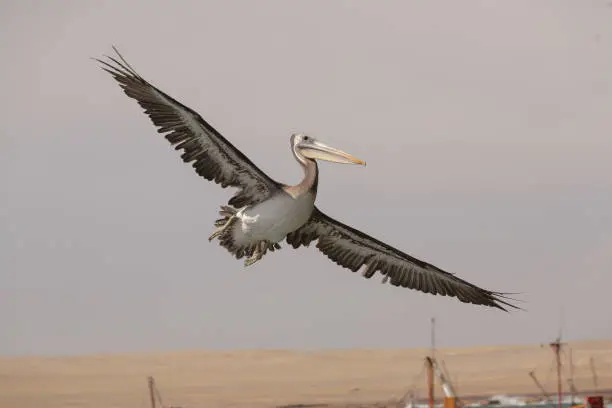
[
  {"left": 96, "top": 47, "right": 518, "bottom": 311},
  {"left": 210, "top": 133, "right": 363, "bottom": 266}
]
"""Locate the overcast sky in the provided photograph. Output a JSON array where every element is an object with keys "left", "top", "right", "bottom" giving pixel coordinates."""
[{"left": 1, "top": 0, "right": 611, "bottom": 356}]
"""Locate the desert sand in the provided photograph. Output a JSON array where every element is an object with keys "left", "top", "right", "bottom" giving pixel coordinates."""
[{"left": 0, "top": 340, "right": 610, "bottom": 408}]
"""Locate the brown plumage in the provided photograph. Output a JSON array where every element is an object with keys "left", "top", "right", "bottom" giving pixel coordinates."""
[
  {"left": 96, "top": 47, "right": 520, "bottom": 312},
  {"left": 287, "top": 209, "right": 519, "bottom": 311}
]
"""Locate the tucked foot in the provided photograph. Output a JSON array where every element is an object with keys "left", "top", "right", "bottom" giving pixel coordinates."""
[
  {"left": 243, "top": 241, "right": 273, "bottom": 266},
  {"left": 244, "top": 251, "right": 263, "bottom": 266},
  {"left": 209, "top": 215, "right": 236, "bottom": 242}
]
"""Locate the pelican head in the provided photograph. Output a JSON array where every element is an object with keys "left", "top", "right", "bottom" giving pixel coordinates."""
[{"left": 290, "top": 133, "right": 366, "bottom": 166}]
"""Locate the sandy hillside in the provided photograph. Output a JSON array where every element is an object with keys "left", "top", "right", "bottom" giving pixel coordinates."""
[{"left": 0, "top": 340, "right": 610, "bottom": 408}]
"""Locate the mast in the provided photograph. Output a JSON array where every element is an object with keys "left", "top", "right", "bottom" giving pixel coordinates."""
[
  {"left": 567, "top": 348, "right": 577, "bottom": 404},
  {"left": 429, "top": 317, "right": 436, "bottom": 408},
  {"left": 148, "top": 376, "right": 156, "bottom": 408},
  {"left": 549, "top": 339, "right": 563, "bottom": 408},
  {"left": 589, "top": 356, "right": 598, "bottom": 391},
  {"left": 431, "top": 317, "right": 436, "bottom": 361},
  {"left": 426, "top": 356, "right": 435, "bottom": 408}
]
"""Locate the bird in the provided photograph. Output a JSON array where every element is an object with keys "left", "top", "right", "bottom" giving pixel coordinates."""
[{"left": 95, "top": 47, "right": 518, "bottom": 312}]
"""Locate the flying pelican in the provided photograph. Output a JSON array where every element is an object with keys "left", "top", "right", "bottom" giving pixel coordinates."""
[{"left": 96, "top": 47, "right": 517, "bottom": 312}]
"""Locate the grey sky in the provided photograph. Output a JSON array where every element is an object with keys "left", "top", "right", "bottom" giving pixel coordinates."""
[{"left": 1, "top": 0, "right": 611, "bottom": 356}]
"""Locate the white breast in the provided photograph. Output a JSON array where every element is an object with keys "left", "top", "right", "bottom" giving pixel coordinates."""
[{"left": 232, "top": 191, "right": 315, "bottom": 245}]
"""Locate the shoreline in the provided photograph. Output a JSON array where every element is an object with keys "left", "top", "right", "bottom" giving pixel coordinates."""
[{"left": 1, "top": 339, "right": 610, "bottom": 408}]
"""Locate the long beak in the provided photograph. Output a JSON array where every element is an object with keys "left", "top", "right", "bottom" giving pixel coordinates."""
[{"left": 300, "top": 140, "right": 366, "bottom": 165}]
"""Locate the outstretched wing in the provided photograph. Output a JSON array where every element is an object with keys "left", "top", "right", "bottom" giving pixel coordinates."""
[
  {"left": 95, "top": 47, "right": 280, "bottom": 208},
  {"left": 286, "top": 207, "right": 519, "bottom": 311}
]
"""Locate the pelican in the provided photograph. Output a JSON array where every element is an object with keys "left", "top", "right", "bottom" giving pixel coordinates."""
[{"left": 96, "top": 47, "right": 517, "bottom": 312}]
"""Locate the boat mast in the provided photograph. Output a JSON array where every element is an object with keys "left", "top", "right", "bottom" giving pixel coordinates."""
[
  {"left": 589, "top": 356, "right": 598, "bottom": 391},
  {"left": 549, "top": 338, "right": 563, "bottom": 408},
  {"left": 431, "top": 317, "right": 436, "bottom": 362},
  {"left": 568, "top": 348, "right": 577, "bottom": 405},
  {"left": 428, "top": 317, "right": 436, "bottom": 408}
]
